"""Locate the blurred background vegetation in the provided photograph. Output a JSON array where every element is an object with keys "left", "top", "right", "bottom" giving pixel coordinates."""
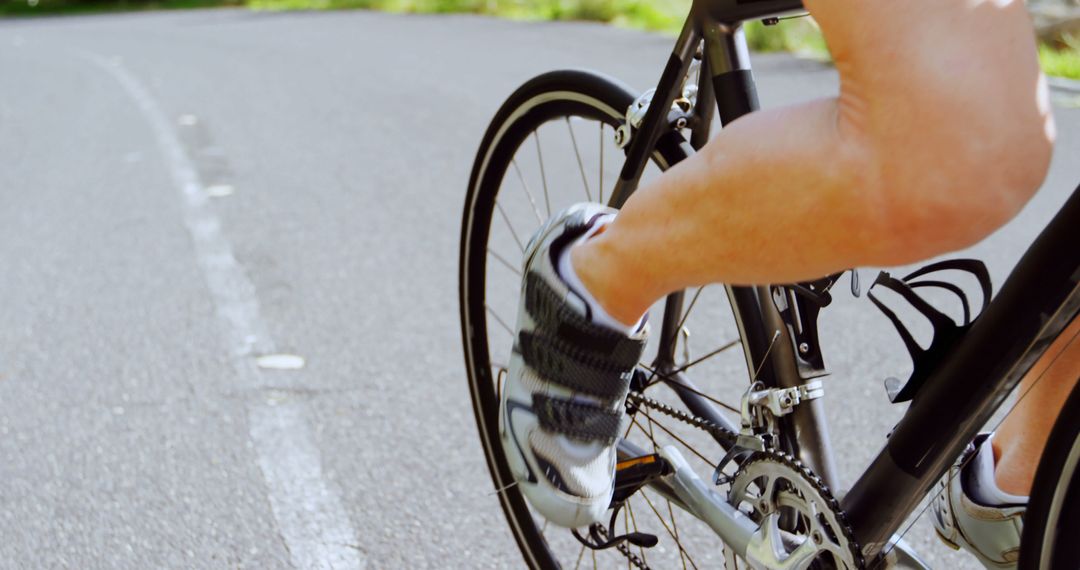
[{"left": 2, "top": 0, "right": 1078, "bottom": 79}]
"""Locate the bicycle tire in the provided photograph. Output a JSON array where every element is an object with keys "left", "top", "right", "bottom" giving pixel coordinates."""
[
  {"left": 459, "top": 69, "right": 772, "bottom": 569},
  {"left": 1019, "top": 377, "right": 1080, "bottom": 570}
]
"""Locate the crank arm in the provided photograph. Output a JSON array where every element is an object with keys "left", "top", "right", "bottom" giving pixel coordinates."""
[{"left": 658, "top": 446, "right": 763, "bottom": 564}]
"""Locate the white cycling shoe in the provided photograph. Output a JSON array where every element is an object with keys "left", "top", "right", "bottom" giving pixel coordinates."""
[
  {"left": 932, "top": 434, "right": 1026, "bottom": 569},
  {"left": 499, "top": 203, "right": 647, "bottom": 528}
]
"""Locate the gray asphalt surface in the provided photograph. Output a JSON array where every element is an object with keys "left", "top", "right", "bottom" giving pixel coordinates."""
[{"left": 1, "top": 9, "right": 1078, "bottom": 569}]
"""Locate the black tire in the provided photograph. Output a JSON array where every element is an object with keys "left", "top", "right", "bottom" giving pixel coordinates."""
[
  {"left": 1019, "top": 378, "right": 1080, "bottom": 570},
  {"left": 459, "top": 70, "right": 767, "bottom": 569}
]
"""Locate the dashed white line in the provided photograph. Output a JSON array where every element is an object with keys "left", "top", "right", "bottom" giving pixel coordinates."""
[{"left": 84, "top": 52, "right": 364, "bottom": 570}]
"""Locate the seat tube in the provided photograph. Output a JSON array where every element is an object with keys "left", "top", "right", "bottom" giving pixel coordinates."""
[
  {"left": 702, "top": 16, "right": 841, "bottom": 490},
  {"left": 701, "top": 15, "right": 759, "bottom": 124}
]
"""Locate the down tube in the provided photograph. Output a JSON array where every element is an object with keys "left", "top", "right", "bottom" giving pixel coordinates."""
[{"left": 843, "top": 186, "right": 1080, "bottom": 562}]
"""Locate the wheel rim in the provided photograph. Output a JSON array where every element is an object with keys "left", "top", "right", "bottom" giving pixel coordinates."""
[{"left": 462, "top": 82, "right": 757, "bottom": 569}]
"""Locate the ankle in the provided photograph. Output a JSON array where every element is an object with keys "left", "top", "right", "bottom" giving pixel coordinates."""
[
  {"left": 570, "top": 235, "right": 653, "bottom": 327},
  {"left": 993, "top": 445, "right": 1035, "bottom": 497}
]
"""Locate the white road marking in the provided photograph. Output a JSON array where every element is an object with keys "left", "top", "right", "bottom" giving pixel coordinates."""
[
  {"left": 84, "top": 53, "right": 364, "bottom": 570},
  {"left": 257, "top": 354, "right": 307, "bottom": 370},
  {"left": 206, "top": 184, "right": 235, "bottom": 197}
]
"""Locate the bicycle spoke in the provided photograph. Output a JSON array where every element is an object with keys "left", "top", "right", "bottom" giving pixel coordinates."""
[
  {"left": 574, "top": 543, "right": 586, "bottom": 570},
  {"left": 566, "top": 118, "right": 593, "bottom": 202},
  {"left": 667, "top": 286, "right": 706, "bottom": 349},
  {"left": 638, "top": 363, "right": 741, "bottom": 414},
  {"left": 631, "top": 408, "right": 733, "bottom": 500},
  {"left": 674, "top": 338, "right": 742, "bottom": 374},
  {"left": 495, "top": 200, "right": 525, "bottom": 253},
  {"left": 599, "top": 123, "right": 604, "bottom": 205},
  {"left": 646, "top": 411, "right": 659, "bottom": 452},
  {"left": 640, "top": 489, "right": 700, "bottom": 570},
  {"left": 633, "top": 414, "right": 712, "bottom": 466},
  {"left": 534, "top": 131, "right": 551, "bottom": 217},
  {"left": 630, "top": 415, "right": 655, "bottom": 443},
  {"left": 485, "top": 304, "right": 514, "bottom": 339},
  {"left": 626, "top": 501, "right": 648, "bottom": 567},
  {"left": 511, "top": 159, "right": 545, "bottom": 226},
  {"left": 487, "top": 247, "right": 521, "bottom": 277},
  {"left": 667, "top": 498, "right": 690, "bottom": 570}
]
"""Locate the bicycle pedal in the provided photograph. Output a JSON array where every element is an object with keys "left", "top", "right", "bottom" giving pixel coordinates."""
[
  {"left": 611, "top": 453, "right": 673, "bottom": 506},
  {"left": 868, "top": 259, "right": 992, "bottom": 403}
]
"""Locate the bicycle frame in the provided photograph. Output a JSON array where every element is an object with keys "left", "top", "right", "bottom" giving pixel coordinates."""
[{"left": 611, "top": 0, "right": 1080, "bottom": 564}]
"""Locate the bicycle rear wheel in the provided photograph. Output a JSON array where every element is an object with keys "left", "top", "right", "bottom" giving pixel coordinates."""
[
  {"left": 459, "top": 69, "right": 769, "bottom": 568},
  {"left": 1020, "top": 377, "right": 1080, "bottom": 569}
]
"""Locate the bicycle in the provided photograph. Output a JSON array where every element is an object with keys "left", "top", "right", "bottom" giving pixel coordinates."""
[{"left": 458, "top": 0, "right": 1080, "bottom": 567}]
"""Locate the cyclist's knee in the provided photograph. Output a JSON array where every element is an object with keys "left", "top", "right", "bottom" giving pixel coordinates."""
[
  {"left": 814, "top": 0, "right": 1056, "bottom": 264},
  {"left": 833, "top": 76, "right": 1054, "bottom": 267}
]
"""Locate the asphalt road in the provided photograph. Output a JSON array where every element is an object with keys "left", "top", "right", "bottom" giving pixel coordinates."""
[{"left": 1, "top": 9, "right": 1078, "bottom": 569}]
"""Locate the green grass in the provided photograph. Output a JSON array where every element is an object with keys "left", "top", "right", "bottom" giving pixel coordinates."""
[
  {"left": 249, "top": 0, "right": 834, "bottom": 61},
  {"left": 248, "top": 0, "right": 685, "bottom": 29},
  {"left": 744, "top": 18, "right": 829, "bottom": 60},
  {"left": 247, "top": 0, "right": 831, "bottom": 59},
  {"left": 1040, "top": 43, "right": 1080, "bottom": 80}
]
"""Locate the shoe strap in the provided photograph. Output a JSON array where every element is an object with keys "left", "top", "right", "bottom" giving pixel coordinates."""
[
  {"left": 524, "top": 270, "right": 645, "bottom": 368},
  {"left": 532, "top": 393, "right": 623, "bottom": 445},
  {"left": 519, "top": 331, "right": 634, "bottom": 401}
]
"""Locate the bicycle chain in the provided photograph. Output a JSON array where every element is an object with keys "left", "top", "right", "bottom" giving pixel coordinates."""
[
  {"left": 626, "top": 390, "right": 739, "bottom": 443},
  {"left": 622, "top": 389, "right": 866, "bottom": 569}
]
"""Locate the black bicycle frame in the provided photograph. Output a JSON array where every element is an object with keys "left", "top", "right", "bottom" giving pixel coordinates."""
[{"left": 610, "top": 0, "right": 1080, "bottom": 564}]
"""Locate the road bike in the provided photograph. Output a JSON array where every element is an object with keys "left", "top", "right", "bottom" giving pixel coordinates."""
[{"left": 459, "top": 0, "right": 1080, "bottom": 567}]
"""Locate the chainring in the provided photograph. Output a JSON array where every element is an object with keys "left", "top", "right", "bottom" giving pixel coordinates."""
[
  {"left": 727, "top": 452, "right": 863, "bottom": 569},
  {"left": 623, "top": 391, "right": 863, "bottom": 569}
]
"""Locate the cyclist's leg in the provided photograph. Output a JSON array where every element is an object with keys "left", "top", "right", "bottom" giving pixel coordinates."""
[
  {"left": 994, "top": 315, "right": 1080, "bottom": 496},
  {"left": 571, "top": 0, "right": 1055, "bottom": 326},
  {"left": 931, "top": 317, "right": 1079, "bottom": 567}
]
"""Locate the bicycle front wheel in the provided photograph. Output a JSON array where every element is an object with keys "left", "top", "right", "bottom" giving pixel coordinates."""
[{"left": 459, "top": 69, "right": 769, "bottom": 569}]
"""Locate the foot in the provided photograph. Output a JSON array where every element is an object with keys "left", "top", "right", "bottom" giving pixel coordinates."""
[
  {"left": 499, "top": 203, "right": 648, "bottom": 528},
  {"left": 932, "top": 434, "right": 1027, "bottom": 569}
]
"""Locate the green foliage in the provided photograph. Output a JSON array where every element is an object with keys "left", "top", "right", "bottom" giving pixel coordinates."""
[
  {"left": 249, "top": 0, "right": 683, "bottom": 25},
  {"left": 8, "top": 0, "right": 1079, "bottom": 82},
  {"left": 1039, "top": 42, "right": 1080, "bottom": 80},
  {"left": 744, "top": 18, "right": 829, "bottom": 60},
  {"left": 249, "top": 0, "right": 828, "bottom": 63},
  {"left": 248, "top": 0, "right": 371, "bottom": 9}
]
